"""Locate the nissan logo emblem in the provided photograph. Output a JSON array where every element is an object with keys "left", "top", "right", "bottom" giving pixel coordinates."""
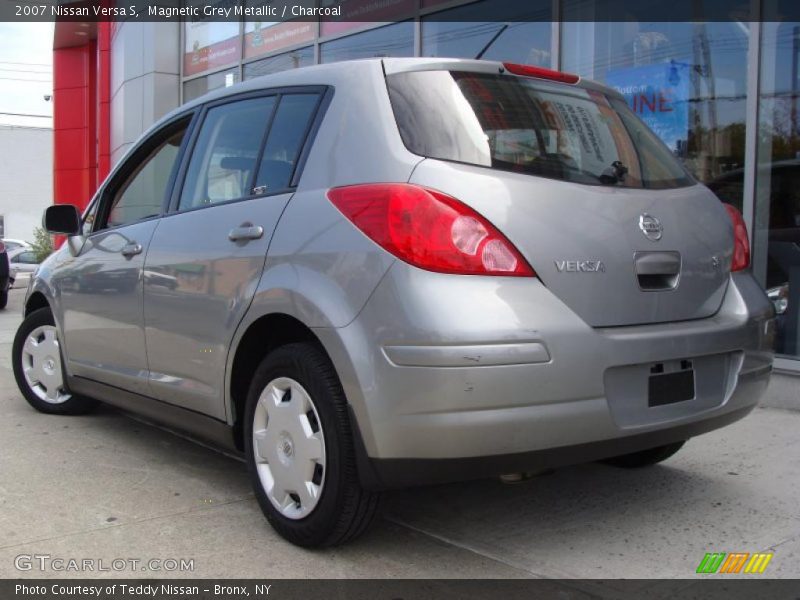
[{"left": 639, "top": 214, "right": 663, "bottom": 241}]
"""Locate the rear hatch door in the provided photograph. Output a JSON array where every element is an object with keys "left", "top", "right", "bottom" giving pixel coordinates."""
[{"left": 387, "top": 63, "right": 733, "bottom": 327}]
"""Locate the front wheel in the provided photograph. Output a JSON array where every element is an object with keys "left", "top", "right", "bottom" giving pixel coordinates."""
[
  {"left": 12, "top": 307, "right": 97, "bottom": 415},
  {"left": 602, "top": 441, "right": 686, "bottom": 468},
  {"left": 244, "top": 343, "right": 379, "bottom": 547}
]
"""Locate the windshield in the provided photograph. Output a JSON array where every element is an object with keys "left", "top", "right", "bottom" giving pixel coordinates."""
[{"left": 386, "top": 70, "right": 694, "bottom": 189}]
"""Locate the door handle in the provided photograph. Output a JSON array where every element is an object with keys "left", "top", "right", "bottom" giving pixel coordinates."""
[
  {"left": 121, "top": 243, "right": 143, "bottom": 257},
  {"left": 228, "top": 224, "right": 264, "bottom": 242}
]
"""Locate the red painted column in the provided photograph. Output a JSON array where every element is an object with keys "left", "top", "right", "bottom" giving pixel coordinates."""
[
  {"left": 53, "top": 23, "right": 111, "bottom": 215},
  {"left": 97, "top": 22, "right": 112, "bottom": 183},
  {"left": 53, "top": 44, "right": 93, "bottom": 212}
]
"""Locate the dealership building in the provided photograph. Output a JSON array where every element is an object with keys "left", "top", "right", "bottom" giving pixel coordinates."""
[{"left": 52, "top": 0, "right": 800, "bottom": 370}]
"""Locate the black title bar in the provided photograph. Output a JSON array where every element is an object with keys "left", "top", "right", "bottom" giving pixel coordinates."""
[
  {"left": 4, "top": 0, "right": 800, "bottom": 23},
  {"left": 4, "top": 579, "right": 800, "bottom": 600}
]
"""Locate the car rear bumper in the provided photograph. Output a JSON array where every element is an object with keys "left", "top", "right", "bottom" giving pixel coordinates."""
[
  {"left": 354, "top": 399, "right": 762, "bottom": 489},
  {"left": 315, "top": 266, "right": 774, "bottom": 488}
]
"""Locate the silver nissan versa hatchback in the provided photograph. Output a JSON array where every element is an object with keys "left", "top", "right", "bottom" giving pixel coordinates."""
[{"left": 14, "top": 58, "right": 774, "bottom": 547}]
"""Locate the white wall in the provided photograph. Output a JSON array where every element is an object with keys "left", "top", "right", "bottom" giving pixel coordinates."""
[
  {"left": 0, "top": 125, "right": 52, "bottom": 242},
  {"left": 110, "top": 22, "right": 181, "bottom": 166}
]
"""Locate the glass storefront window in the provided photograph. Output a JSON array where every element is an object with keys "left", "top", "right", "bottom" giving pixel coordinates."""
[
  {"left": 183, "top": 20, "right": 241, "bottom": 78},
  {"left": 562, "top": 21, "right": 750, "bottom": 209},
  {"left": 422, "top": 0, "right": 552, "bottom": 66},
  {"left": 183, "top": 68, "right": 240, "bottom": 102},
  {"left": 243, "top": 21, "right": 316, "bottom": 61},
  {"left": 756, "top": 8, "right": 800, "bottom": 359},
  {"left": 244, "top": 47, "right": 315, "bottom": 80},
  {"left": 320, "top": 21, "right": 414, "bottom": 64}
]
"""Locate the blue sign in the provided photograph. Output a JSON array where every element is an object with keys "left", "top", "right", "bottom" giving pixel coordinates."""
[{"left": 606, "top": 61, "right": 690, "bottom": 155}]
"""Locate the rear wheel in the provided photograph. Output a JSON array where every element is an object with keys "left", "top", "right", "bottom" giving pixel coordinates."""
[
  {"left": 602, "top": 441, "right": 686, "bottom": 468},
  {"left": 244, "top": 343, "right": 379, "bottom": 547},
  {"left": 12, "top": 307, "right": 96, "bottom": 415},
  {"left": 0, "top": 289, "right": 7, "bottom": 310}
]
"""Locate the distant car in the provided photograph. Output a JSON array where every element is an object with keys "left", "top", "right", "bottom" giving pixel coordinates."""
[
  {"left": 1, "top": 238, "right": 32, "bottom": 252},
  {"left": 8, "top": 248, "right": 40, "bottom": 289},
  {"left": 0, "top": 242, "right": 9, "bottom": 309}
]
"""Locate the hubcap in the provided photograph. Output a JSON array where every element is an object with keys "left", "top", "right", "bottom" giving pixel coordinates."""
[
  {"left": 252, "top": 377, "right": 326, "bottom": 520},
  {"left": 22, "top": 325, "right": 71, "bottom": 404}
]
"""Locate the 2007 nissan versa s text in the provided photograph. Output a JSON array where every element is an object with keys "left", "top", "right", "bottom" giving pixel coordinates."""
[{"left": 13, "top": 58, "right": 774, "bottom": 547}]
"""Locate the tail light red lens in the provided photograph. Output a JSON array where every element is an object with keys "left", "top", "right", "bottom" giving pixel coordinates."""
[
  {"left": 502, "top": 62, "right": 580, "bottom": 85},
  {"left": 327, "top": 184, "right": 535, "bottom": 277},
  {"left": 0, "top": 242, "right": 5, "bottom": 253},
  {"left": 723, "top": 204, "right": 750, "bottom": 272}
]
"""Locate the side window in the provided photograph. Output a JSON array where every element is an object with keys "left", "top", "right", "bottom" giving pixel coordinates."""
[
  {"left": 253, "top": 94, "right": 319, "bottom": 194},
  {"left": 104, "top": 123, "right": 188, "bottom": 229},
  {"left": 178, "top": 97, "right": 276, "bottom": 211},
  {"left": 16, "top": 252, "right": 38, "bottom": 264}
]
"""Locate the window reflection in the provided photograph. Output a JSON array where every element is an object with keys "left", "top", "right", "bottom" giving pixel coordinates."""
[
  {"left": 244, "top": 47, "right": 315, "bottom": 79},
  {"left": 183, "top": 68, "right": 240, "bottom": 103},
  {"left": 320, "top": 21, "right": 414, "bottom": 63},
  {"left": 756, "top": 16, "right": 800, "bottom": 358},
  {"left": 422, "top": 0, "right": 551, "bottom": 66},
  {"left": 563, "top": 22, "right": 749, "bottom": 206}
]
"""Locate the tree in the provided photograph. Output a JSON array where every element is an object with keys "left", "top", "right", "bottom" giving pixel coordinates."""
[{"left": 30, "top": 227, "right": 54, "bottom": 263}]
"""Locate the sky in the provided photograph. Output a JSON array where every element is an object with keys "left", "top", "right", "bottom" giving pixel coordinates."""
[{"left": 0, "top": 23, "right": 54, "bottom": 128}]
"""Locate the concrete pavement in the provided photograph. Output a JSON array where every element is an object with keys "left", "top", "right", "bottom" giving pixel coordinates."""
[{"left": 1, "top": 288, "right": 798, "bottom": 585}]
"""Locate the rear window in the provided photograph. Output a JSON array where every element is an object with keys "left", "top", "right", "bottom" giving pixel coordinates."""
[{"left": 386, "top": 70, "right": 694, "bottom": 189}]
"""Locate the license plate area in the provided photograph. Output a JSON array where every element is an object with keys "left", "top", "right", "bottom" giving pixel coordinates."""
[
  {"left": 648, "top": 360, "right": 695, "bottom": 407},
  {"left": 605, "top": 352, "right": 741, "bottom": 428}
]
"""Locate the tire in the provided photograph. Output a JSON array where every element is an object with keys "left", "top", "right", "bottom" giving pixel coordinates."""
[
  {"left": 0, "top": 290, "right": 7, "bottom": 310},
  {"left": 602, "top": 441, "right": 686, "bottom": 468},
  {"left": 244, "top": 342, "right": 380, "bottom": 547},
  {"left": 12, "top": 307, "right": 97, "bottom": 415}
]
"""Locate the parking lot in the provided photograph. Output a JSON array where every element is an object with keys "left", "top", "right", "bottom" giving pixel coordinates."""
[{"left": 1, "top": 287, "right": 798, "bottom": 587}]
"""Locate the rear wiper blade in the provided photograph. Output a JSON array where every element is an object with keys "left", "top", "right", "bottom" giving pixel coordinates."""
[{"left": 599, "top": 161, "right": 629, "bottom": 185}]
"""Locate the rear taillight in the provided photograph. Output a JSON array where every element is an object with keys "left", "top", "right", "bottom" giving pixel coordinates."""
[
  {"left": 502, "top": 62, "right": 580, "bottom": 85},
  {"left": 0, "top": 242, "right": 5, "bottom": 253},
  {"left": 723, "top": 204, "right": 750, "bottom": 272},
  {"left": 327, "top": 184, "right": 535, "bottom": 277}
]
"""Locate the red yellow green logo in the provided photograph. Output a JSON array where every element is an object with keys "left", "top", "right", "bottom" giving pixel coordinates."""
[{"left": 696, "top": 552, "right": 773, "bottom": 574}]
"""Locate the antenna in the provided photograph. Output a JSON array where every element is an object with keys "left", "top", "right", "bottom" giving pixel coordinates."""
[{"left": 475, "top": 23, "right": 510, "bottom": 60}]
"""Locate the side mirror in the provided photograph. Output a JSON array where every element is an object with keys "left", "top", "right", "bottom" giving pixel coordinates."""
[{"left": 43, "top": 204, "right": 81, "bottom": 236}]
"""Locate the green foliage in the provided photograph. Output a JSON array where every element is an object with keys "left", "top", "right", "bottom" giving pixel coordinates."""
[{"left": 30, "top": 227, "right": 54, "bottom": 263}]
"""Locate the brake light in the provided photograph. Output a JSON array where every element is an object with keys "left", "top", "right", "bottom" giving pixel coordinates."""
[
  {"left": 0, "top": 242, "right": 5, "bottom": 253},
  {"left": 723, "top": 204, "right": 750, "bottom": 272},
  {"left": 327, "top": 184, "right": 535, "bottom": 277},
  {"left": 503, "top": 62, "right": 580, "bottom": 85}
]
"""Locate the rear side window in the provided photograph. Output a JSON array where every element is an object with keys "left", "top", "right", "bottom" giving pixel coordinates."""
[
  {"left": 386, "top": 70, "right": 693, "bottom": 189},
  {"left": 253, "top": 94, "right": 320, "bottom": 194},
  {"left": 179, "top": 97, "right": 276, "bottom": 211}
]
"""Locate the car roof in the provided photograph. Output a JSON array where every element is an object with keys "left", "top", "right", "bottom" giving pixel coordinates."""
[
  {"left": 169, "top": 57, "right": 620, "bottom": 124},
  {"left": 113, "top": 57, "right": 622, "bottom": 190}
]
